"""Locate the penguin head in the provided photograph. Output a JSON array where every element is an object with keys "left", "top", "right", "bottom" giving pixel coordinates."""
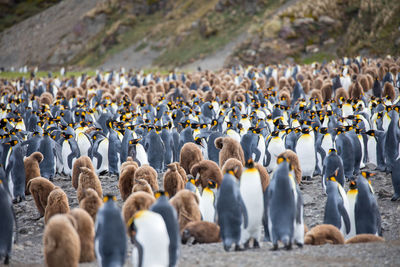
[
  {"left": 349, "top": 178, "right": 357, "bottom": 190},
  {"left": 154, "top": 190, "right": 169, "bottom": 199},
  {"left": 361, "top": 171, "right": 375, "bottom": 184},
  {"left": 188, "top": 175, "right": 198, "bottom": 186},
  {"left": 245, "top": 159, "right": 255, "bottom": 169},
  {"left": 365, "top": 130, "right": 375, "bottom": 136},
  {"left": 319, "top": 127, "right": 328, "bottom": 134},
  {"left": 103, "top": 194, "right": 117, "bottom": 203},
  {"left": 207, "top": 180, "right": 217, "bottom": 190},
  {"left": 328, "top": 148, "right": 336, "bottom": 154}
]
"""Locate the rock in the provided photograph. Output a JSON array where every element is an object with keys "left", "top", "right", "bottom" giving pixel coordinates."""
[
  {"left": 306, "top": 45, "right": 319, "bottom": 53},
  {"left": 302, "top": 193, "right": 314, "bottom": 204},
  {"left": 318, "top": 16, "right": 337, "bottom": 25},
  {"left": 323, "top": 38, "right": 335, "bottom": 45},
  {"left": 293, "top": 18, "right": 314, "bottom": 27},
  {"left": 279, "top": 25, "right": 297, "bottom": 39},
  {"left": 199, "top": 18, "right": 217, "bottom": 38},
  {"left": 378, "top": 189, "right": 392, "bottom": 199}
]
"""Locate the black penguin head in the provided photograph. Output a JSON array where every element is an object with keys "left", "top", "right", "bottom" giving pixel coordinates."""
[
  {"left": 361, "top": 171, "right": 375, "bottom": 183},
  {"left": 328, "top": 148, "right": 336, "bottom": 154},
  {"left": 103, "top": 194, "right": 117, "bottom": 203},
  {"left": 154, "top": 190, "right": 169, "bottom": 199},
  {"left": 349, "top": 178, "right": 357, "bottom": 190},
  {"left": 365, "top": 130, "right": 375, "bottom": 136},
  {"left": 245, "top": 159, "right": 255, "bottom": 168},
  {"left": 319, "top": 127, "right": 328, "bottom": 134},
  {"left": 207, "top": 180, "right": 217, "bottom": 189}
]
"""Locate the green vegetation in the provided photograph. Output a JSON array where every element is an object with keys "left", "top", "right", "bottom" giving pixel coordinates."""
[
  {"left": 300, "top": 52, "right": 336, "bottom": 65},
  {"left": 0, "top": 0, "right": 60, "bottom": 32},
  {"left": 0, "top": 70, "right": 96, "bottom": 79}
]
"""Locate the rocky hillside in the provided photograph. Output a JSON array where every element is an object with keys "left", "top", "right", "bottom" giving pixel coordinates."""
[{"left": 0, "top": 0, "right": 399, "bottom": 70}]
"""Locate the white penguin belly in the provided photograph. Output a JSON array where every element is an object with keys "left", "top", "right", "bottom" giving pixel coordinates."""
[
  {"left": 296, "top": 135, "right": 316, "bottom": 177},
  {"left": 136, "top": 144, "right": 148, "bottom": 166},
  {"left": 358, "top": 135, "right": 365, "bottom": 168},
  {"left": 321, "top": 134, "right": 333, "bottom": 155},
  {"left": 96, "top": 139, "right": 109, "bottom": 174},
  {"left": 77, "top": 133, "right": 91, "bottom": 156},
  {"left": 256, "top": 136, "right": 266, "bottom": 166},
  {"left": 199, "top": 191, "right": 215, "bottom": 222},
  {"left": 240, "top": 172, "right": 264, "bottom": 242},
  {"left": 367, "top": 138, "right": 377, "bottom": 166},
  {"left": 62, "top": 141, "right": 73, "bottom": 176},
  {"left": 267, "top": 137, "right": 285, "bottom": 172},
  {"left": 227, "top": 129, "right": 241, "bottom": 144},
  {"left": 346, "top": 191, "right": 357, "bottom": 239}
]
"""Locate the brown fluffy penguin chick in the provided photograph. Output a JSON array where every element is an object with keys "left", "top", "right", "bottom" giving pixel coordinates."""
[
  {"left": 69, "top": 208, "right": 95, "bottom": 262},
  {"left": 120, "top": 157, "right": 139, "bottom": 172},
  {"left": 79, "top": 188, "right": 102, "bottom": 222},
  {"left": 351, "top": 82, "right": 363, "bottom": 100},
  {"left": 72, "top": 156, "right": 95, "bottom": 190},
  {"left": 310, "top": 89, "right": 323, "bottom": 103},
  {"left": 77, "top": 167, "right": 103, "bottom": 203},
  {"left": 170, "top": 189, "right": 201, "bottom": 231},
  {"left": 24, "top": 152, "right": 43, "bottom": 195},
  {"left": 221, "top": 158, "right": 243, "bottom": 180},
  {"left": 132, "top": 179, "right": 153, "bottom": 195},
  {"left": 254, "top": 163, "right": 270, "bottom": 192},
  {"left": 335, "top": 87, "right": 349, "bottom": 103},
  {"left": 190, "top": 160, "right": 223, "bottom": 188},
  {"left": 43, "top": 214, "right": 80, "bottom": 267},
  {"left": 214, "top": 137, "right": 245, "bottom": 168},
  {"left": 27, "top": 177, "right": 55, "bottom": 216},
  {"left": 122, "top": 191, "right": 155, "bottom": 225},
  {"left": 179, "top": 142, "right": 204, "bottom": 174},
  {"left": 174, "top": 162, "right": 187, "bottom": 184},
  {"left": 181, "top": 221, "right": 221, "bottom": 244},
  {"left": 44, "top": 187, "right": 70, "bottom": 224},
  {"left": 134, "top": 165, "right": 159, "bottom": 191},
  {"left": 321, "top": 83, "right": 332, "bottom": 102},
  {"left": 163, "top": 163, "right": 185, "bottom": 198},
  {"left": 278, "top": 149, "right": 302, "bottom": 184},
  {"left": 304, "top": 224, "right": 345, "bottom": 245},
  {"left": 383, "top": 82, "right": 395, "bottom": 101},
  {"left": 118, "top": 165, "right": 137, "bottom": 201},
  {"left": 345, "top": 234, "right": 385, "bottom": 244}
]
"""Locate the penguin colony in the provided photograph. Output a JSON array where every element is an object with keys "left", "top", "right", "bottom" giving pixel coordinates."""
[{"left": 1, "top": 56, "right": 400, "bottom": 265}]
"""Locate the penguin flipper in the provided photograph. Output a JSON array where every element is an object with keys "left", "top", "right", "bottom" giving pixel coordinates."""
[
  {"left": 254, "top": 147, "right": 261, "bottom": 162},
  {"left": 93, "top": 152, "right": 103, "bottom": 169},
  {"left": 296, "top": 188, "right": 303, "bottom": 224},
  {"left": 264, "top": 150, "right": 271, "bottom": 167},
  {"left": 374, "top": 204, "right": 382, "bottom": 236},
  {"left": 239, "top": 195, "right": 248, "bottom": 229},
  {"left": 338, "top": 202, "right": 351, "bottom": 235},
  {"left": 11, "top": 205, "right": 18, "bottom": 244}
]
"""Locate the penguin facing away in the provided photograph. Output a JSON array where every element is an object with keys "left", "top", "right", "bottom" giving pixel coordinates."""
[
  {"left": 390, "top": 156, "right": 400, "bottom": 201},
  {"left": 95, "top": 194, "right": 127, "bottom": 267},
  {"left": 264, "top": 155, "right": 304, "bottom": 250},
  {"left": 216, "top": 169, "right": 248, "bottom": 252},
  {"left": 0, "top": 179, "right": 17, "bottom": 265}
]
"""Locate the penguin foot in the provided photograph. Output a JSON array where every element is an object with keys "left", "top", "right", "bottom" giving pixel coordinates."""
[
  {"left": 253, "top": 239, "right": 260, "bottom": 248},
  {"left": 296, "top": 242, "right": 303, "bottom": 248},
  {"left": 12, "top": 196, "right": 23, "bottom": 204},
  {"left": 4, "top": 254, "right": 9, "bottom": 265},
  {"left": 223, "top": 245, "right": 231, "bottom": 252},
  {"left": 391, "top": 194, "right": 400, "bottom": 201},
  {"left": 100, "top": 170, "right": 108, "bottom": 176},
  {"left": 302, "top": 176, "right": 312, "bottom": 181},
  {"left": 284, "top": 243, "right": 292, "bottom": 250},
  {"left": 234, "top": 244, "right": 244, "bottom": 251},
  {"left": 243, "top": 240, "right": 250, "bottom": 250},
  {"left": 271, "top": 244, "right": 278, "bottom": 251}
]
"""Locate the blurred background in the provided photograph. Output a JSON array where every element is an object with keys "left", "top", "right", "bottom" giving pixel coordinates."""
[{"left": 0, "top": 0, "right": 399, "bottom": 72}]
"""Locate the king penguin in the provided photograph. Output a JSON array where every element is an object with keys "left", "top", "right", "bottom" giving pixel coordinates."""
[
  {"left": 295, "top": 127, "right": 315, "bottom": 180},
  {"left": 216, "top": 169, "right": 248, "bottom": 251},
  {"left": 239, "top": 159, "right": 264, "bottom": 248},
  {"left": 150, "top": 191, "right": 180, "bottom": 267},
  {"left": 95, "top": 194, "right": 127, "bottom": 267},
  {"left": 346, "top": 178, "right": 358, "bottom": 239},
  {"left": 323, "top": 173, "right": 351, "bottom": 237},
  {"left": 354, "top": 172, "right": 382, "bottom": 236},
  {"left": 199, "top": 180, "right": 217, "bottom": 223},
  {"left": 5, "top": 138, "right": 26, "bottom": 202},
  {"left": 0, "top": 178, "right": 16, "bottom": 265},
  {"left": 390, "top": 156, "right": 400, "bottom": 201},
  {"left": 264, "top": 155, "right": 304, "bottom": 250},
  {"left": 128, "top": 210, "right": 170, "bottom": 267}
]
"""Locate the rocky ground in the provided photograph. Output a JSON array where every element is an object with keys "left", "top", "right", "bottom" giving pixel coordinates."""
[{"left": 9, "top": 164, "right": 400, "bottom": 266}]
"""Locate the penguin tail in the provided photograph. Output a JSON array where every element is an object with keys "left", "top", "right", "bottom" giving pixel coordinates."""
[{"left": 282, "top": 235, "right": 292, "bottom": 250}]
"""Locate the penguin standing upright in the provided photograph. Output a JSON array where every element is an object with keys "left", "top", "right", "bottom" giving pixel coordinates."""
[
  {"left": 5, "top": 138, "right": 26, "bottom": 202},
  {"left": 91, "top": 132, "right": 109, "bottom": 175},
  {"left": 95, "top": 194, "right": 127, "bottom": 267},
  {"left": 390, "top": 156, "right": 400, "bottom": 201},
  {"left": 239, "top": 159, "right": 264, "bottom": 248},
  {"left": 216, "top": 169, "right": 248, "bottom": 252},
  {"left": 0, "top": 179, "right": 16, "bottom": 264},
  {"left": 323, "top": 174, "right": 351, "bottom": 237},
  {"left": 354, "top": 172, "right": 382, "bottom": 236},
  {"left": 38, "top": 132, "right": 57, "bottom": 180},
  {"left": 265, "top": 131, "right": 285, "bottom": 172},
  {"left": 107, "top": 126, "right": 122, "bottom": 175},
  {"left": 295, "top": 127, "right": 315, "bottom": 180},
  {"left": 145, "top": 128, "right": 165, "bottom": 173},
  {"left": 199, "top": 180, "right": 217, "bottom": 223},
  {"left": 264, "top": 156, "right": 304, "bottom": 250},
  {"left": 322, "top": 148, "right": 345, "bottom": 192},
  {"left": 60, "top": 133, "right": 80, "bottom": 177},
  {"left": 335, "top": 127, "right": 355, "bottom": 180},
  {"left": 346, "top": 178, "right": 358, "bottom": 239},
  {"left": 150, "top": 191, "right": 180, "bottom": 267},
  {"left": 128, "top": 210, "right": 170, "bottom": 267}
]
